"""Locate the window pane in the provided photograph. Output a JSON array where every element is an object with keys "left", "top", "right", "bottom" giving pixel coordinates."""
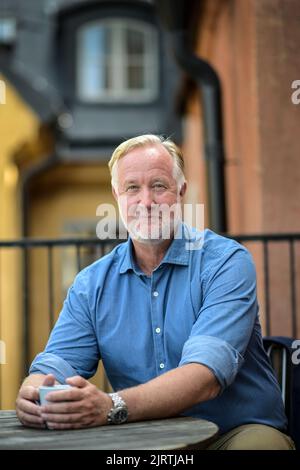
[
  {"left": 126, "top": 28, "right": 144, "bottom": 55},
  {"left": 127, "top": 65, "right": 144, "bottom": 89},
  {"left": 78, "top": 24, "right": 112, "bottom": 97}
]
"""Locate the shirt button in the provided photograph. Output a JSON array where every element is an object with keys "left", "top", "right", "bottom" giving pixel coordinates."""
[
  {"left": 153, "top": 291, "right": 159, "bottom": 297},
  {"left": 155, "top": 328, "right": 161, "bottom": 334},
  {"left": 159, "top": 363, "right": 165, "bottom": 369}
]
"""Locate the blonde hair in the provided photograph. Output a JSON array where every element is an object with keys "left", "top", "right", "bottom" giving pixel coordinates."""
[{"left": 108, "top": 134, "right": 186, "bottom": 191}]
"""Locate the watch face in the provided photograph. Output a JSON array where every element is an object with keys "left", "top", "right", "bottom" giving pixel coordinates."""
[{"left": 111, "top": 407, "right": 128, "bottom": 424}]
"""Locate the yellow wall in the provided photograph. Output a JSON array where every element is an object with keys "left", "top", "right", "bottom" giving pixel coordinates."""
[
  {"left": 27, "top": 163, "right": 115, "bottom": 391},
  {"left": 0, "top": 75, "right": 115, "bottom": 407},
  {"left": 0, "top": 75, "right": 41, "bottom": 408}
]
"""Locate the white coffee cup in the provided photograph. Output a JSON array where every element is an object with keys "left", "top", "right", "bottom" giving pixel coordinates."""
[{"left": 38, "top": 384, "right": 72, "bottom": 405}]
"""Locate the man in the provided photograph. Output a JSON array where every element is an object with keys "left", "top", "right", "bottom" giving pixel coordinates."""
[{"left": 16, "top": 135, "right": 294, "bottom": 449}]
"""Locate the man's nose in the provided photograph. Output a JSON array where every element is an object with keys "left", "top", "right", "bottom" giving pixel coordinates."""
[{"left": 138, "top": 188, "right": 154, "bottom": 209}]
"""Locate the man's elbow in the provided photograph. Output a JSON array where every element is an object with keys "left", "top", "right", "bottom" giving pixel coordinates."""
[
  {"left": 188, "top": 363, "right": 221, "bottom": 402},
  {"left": 208, "top": 379, "right": 221, "bottom": 400},
  {"left": 200, "top": 370, "right": 221, "bottom": 401}
]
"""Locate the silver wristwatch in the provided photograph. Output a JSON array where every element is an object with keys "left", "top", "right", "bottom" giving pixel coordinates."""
[{"left": 107, "top": 392, "right": 128, "bottom": 424}]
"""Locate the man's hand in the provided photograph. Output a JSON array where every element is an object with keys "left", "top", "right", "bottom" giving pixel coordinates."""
[
  {"left": 40, "top": 376, "right": 112, "bottom": 430},
  {"left": 16, "top": 374, "right": 56, "bottom": 428}
]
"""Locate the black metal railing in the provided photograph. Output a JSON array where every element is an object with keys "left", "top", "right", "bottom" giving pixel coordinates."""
[
  {"left": 229, "top": 233, "right": 300, "bottom": 340},
  {"left": 0, "top": 238, "right": 120, "bottom": 376},
  {"left": 0, "top": 233, "right": 299, "bottom": 377}
]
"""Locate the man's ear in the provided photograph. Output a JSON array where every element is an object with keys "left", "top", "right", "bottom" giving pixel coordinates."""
[{"left": 179, "top": 182, "right": 187, "bottom": 197}]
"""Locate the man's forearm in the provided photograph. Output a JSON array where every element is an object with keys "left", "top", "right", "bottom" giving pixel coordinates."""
[
  {"left": 22, "top": 374, "right": 59, "bottom": 387},
  {"left": 119, "top": 363, "right": 220, "bottom": 423}
]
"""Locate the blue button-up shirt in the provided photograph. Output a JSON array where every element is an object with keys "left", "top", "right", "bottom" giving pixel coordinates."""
[{"left": 30, "top": 225, "right": 287, "bottom": 434}]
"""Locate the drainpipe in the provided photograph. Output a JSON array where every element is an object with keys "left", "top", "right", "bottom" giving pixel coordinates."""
[
  {"left": 155, "top": 2, "right": 227, "bottom": 233},
  {"left": 173, "top": 30, "right": 227, "bottom": 233}
]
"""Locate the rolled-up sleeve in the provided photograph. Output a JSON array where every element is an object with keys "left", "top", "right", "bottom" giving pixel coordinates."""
[
  {"left": 179, "top": 250, "right": 258, "bottom": 391},
  {"left": 29, "top": 353, "right": 78, "bottom": 385},
  {"left": 29, "top": 270, "right": 100, "bottom": 383}
]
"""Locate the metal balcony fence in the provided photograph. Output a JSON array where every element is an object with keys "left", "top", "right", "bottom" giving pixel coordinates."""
[{"left": 0, "top": 233, "right": 299, "bottom": 379}]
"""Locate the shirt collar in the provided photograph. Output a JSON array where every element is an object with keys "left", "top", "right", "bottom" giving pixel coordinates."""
[{"left": 119, "top": 223, "right": 193, "bottom": 274}]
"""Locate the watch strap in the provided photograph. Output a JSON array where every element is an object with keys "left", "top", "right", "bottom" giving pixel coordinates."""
[
  {"left": 109, "top": 392, "right": 127, "bottom": 408},
  {"left": 107, "top": 392, "right": 128, "bottom": 424}
]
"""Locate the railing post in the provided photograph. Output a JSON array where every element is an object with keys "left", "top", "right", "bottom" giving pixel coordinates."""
[
  {"left": 263, "top": 240, "right": 271, "bottom": 336},
  {"left": 22, "top": 247, "right": 30, "bottom": 375},
  {"left": 290, "top": 240, "right": 298, "bottom": 338},
  {"left": 48, "top": 245, "right": 54, "bottom": 331}
]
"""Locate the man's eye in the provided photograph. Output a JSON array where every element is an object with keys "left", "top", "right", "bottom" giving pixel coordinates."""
[
  {"left": 153, "top": 184, "right": 166, "bottom": 190},
  {"left": 126, "top": 185, "right": 139, "bottom": 192}
]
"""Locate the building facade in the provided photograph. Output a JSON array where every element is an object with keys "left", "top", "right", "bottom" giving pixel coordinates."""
[{"left": 1, "top": 0, "right": 300, "bottom": 408}]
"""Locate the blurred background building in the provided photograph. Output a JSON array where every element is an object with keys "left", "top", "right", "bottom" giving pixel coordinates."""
[{"left": 0, "top": 0, "right": 300, "bottom": 408}]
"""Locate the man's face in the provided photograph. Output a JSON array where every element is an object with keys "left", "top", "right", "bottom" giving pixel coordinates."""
[{"left": 113, "top": 144, "right": 186, "bottom": 243}]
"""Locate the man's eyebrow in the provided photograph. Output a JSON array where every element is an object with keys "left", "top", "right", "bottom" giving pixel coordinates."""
[
  {"left": 121, "top": 177, "right": 169, "bottom": 186},
  {"left": 123, "top": 179, "right": 139, "bottom": 185},
  {"left": 151, "top": 177, "right": 169, "bottom": 183}
]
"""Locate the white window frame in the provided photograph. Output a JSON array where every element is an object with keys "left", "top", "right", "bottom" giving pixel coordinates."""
[{"left": 77, "top": 18, "right": 159, "bottom": 103}]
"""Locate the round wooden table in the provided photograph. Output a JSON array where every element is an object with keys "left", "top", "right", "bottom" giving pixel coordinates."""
[{"left": 0, "top": 411, "right": 219, "bottom": 450}]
